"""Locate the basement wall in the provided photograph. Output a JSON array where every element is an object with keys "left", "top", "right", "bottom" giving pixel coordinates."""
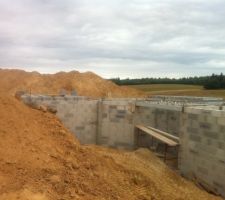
[
  {"left": 180, "top": 106, "right": 225, "bottom": 196},
  {"left": 22, "top": 95, "right": 99, "bottom": 144},
  {"left": 97, "top": 99, "right": 135, "bottom": 149},
  {"left": 21, "top": 94, "right": 225, "bottom": 197},
  {"left": 134, "top": 101, "right": 182, "bottom": 136}
]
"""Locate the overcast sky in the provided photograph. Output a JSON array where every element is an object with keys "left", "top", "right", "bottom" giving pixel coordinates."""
[{"left": 0, "top": 0, "right": 225, "bottom": 78}]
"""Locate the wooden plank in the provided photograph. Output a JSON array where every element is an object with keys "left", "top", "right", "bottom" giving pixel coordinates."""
[
  {"left": 146, "top": 126, "right": 180, "bottom": 143},
  {"left": 135, "top": 125, "right": 178, "bottom": 146}
]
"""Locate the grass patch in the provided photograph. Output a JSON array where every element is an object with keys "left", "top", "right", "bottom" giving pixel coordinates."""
[{"left": 127, "top": 84, "right": 225, "bottom": 99}]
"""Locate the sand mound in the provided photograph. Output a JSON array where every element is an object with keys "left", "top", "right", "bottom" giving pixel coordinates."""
[
  {"left": 0, "top": 69, "right": 143, "bottom": 97},
  {"left": 0, "top": 94, "right": 220, "bottom": 199}
]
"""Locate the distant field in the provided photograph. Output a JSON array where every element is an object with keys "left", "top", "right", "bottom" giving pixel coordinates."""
[
  {"left": 129, "top": 84, "right": 202, "bottom": 92},
  {"left": 127, "top": 84, "right": 225, "bottom": 99}
]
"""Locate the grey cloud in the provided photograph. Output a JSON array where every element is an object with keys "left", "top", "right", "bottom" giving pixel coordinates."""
[{"left": 0, "top": 0, "right": 225, "bottom": 78}]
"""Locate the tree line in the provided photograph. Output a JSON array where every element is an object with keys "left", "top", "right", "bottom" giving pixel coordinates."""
[{"left": 110, "top": 73, "right": 225, "bottom": 89}]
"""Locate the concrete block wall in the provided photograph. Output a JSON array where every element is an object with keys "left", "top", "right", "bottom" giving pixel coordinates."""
[
  {"left": 21, "top": 94, "right": 225, "bottom": 197},
  {"left": 22, "top": 95, "right": 99, "bottom": 144},
  {"left": 56, "top": 99, "right": 99, "bottom": 144},
  {"left": 97, "top": 100, "right": 135, "bottom": 149},
  {"left": 134, "top": 102, "right": 182, "bottom": 137},
  {"left": 133, "top": 102, "right": 182, "bottom": 152},
  {"left": 149, "top": 95, "right": 224, "bottom": 105},
  {"left": 97, "top": 100, "right": 183, "bottom": 149},
  {"left": 180, "top": 106, "right": 225, "bottom": 196}
]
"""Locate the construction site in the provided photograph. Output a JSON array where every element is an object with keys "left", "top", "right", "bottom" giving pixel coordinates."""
[{"left": 0, "top": 69, "right": 224, "bottom": 200}]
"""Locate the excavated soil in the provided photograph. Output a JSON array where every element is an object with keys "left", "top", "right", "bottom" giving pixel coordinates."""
[
  {"left": 0, "top": 69, "right": 143, "bottom": 97},
  {"left": 0, "top": 69, "right": 222, "bottom": 200}
]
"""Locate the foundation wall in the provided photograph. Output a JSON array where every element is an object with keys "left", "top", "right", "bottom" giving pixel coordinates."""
[
  {"left": 22, "top": 95, "right": 99, "bottom": 144},
  {"left": 133, "top": 102, "right": 182, "bottom": 150},
  {"left": 21, "top": 95, "right": 225, "bottom": 197},
  {"left": 134, "top": 102, "right": 182, "bottom": 136},
  {"left": 180, "top": 107, "right": 225, "bottom": 196},
  {"left": 97, "top": 100, "right": 135, "bottom": 149},
  {"left": 56, "top": 99, "right": 98, "bottom": 144}
]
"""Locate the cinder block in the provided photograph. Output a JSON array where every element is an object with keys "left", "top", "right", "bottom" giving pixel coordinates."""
[
  {"left": 201, "top": 110, "right": 212, "bottom": 115},
  {"left": 188, "top": 113, "right": 198, "bottom": 120},
  {"left": 199, "top": 144, "right": 217, "bottom": 155},
  {"left": 64, "top": 113, "right": 74, "bottom": 118},
  {"left": 187, "top": 127, "right": 199, "bottom": 134},
  {"left": 211, "top": 110, "right": 224, "bottom": 117},
  {"left": 199, "top": 122, "right": 211, "bottom": 129},
  {"left": 205, "top": 138, "right": 213, "bottom": 146},
  {"left": 218, "top": 142, "right": 225, "bottom": 150},
  {"left": 110, "top": 118, "right": 120, "bottom": 123},
  {"left": 117, "top": 109, "right": 126, "bottom": 114},
  {"left": 184, "top": 107, "right": 202, "bottom": 114},
  {"left": 216, "top": 149, "right": 225, "bottom": 163},
  {"left": 189, "top": 149, "right": 199, "bottom": 155},
  {"left": 101, "top": 113, "right": 107, "bottom": 119},
  {"left": 197, "top": 166, "right": 208, "bottom": 175},
  {"left": 189, "top": 134, "right": 202, "bottom": 142},
  {"left": 204, "top": 131, "right": 218, "bottom": 139},
  {"left": 76, "top": 126, "right": 85, "bottom": 130},
  {"left": 213, "top": 181, "right": 225, "bottom": 194},
  {"left": 220, "top": 125, "right": 225, "bottom": 134},
  {"left": 217, "top": 117, "right": 225, "bottom": 126},
  {"left": 186, "top": 118, "right": 199, "bottom": 128},
  {"left": 109, "top": 105, "right": 117, "bottom": 109},
  {"left": 116, "top": 114, "right": 126, "bottom": 119}
]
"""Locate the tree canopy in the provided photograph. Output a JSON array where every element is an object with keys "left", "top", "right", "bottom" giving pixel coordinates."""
[{"left": 110, "top": 73, "right": 225, "bottom": 90}]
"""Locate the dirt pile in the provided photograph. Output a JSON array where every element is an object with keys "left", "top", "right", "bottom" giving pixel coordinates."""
[
  {"left": 0, "top": 94, "right": 221, "bottom": 199},
  {"left": 0, "top": 69, "right": 143, "bottom": 97}
]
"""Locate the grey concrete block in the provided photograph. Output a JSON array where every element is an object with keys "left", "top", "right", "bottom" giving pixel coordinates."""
[
  {"left": 109, "top": 105, "right": 117, "bottom": 109},
  {"left": 189, "top": 149, "right": 199, "bottom": 155},
  {"left": 218, "top": 142, "right": 225, "bottom": 150},
  {"left": 201, "top": 110, "right": 212, "bottom": 115},
  {"left": 116, "top": 114, "right": 126, "bottom": 119},
  {"left": 64, "top": 113, "right": 74, "bottom": 118},
  {"left": 188, "top": 113, "right": 198, "bottom": 120},
  {"left": 216, "top": 149, "right": 225, "bottom": 163},
  {"left": 76, "top": 126, "right": 85, "bottom": 130},
  {"left": 200, "top": 122, "right": 211, "bottom": 129},
  {"left": 110, "top": 118, "right": 120, "bottom": 123},
  {"left": 197, "top": 166, "right": 208, "bottom": 175},
  {"left": 189, "top": 134, "right": 201, "bottom": 142},
  {"left": 213, "top": 181, "right": 224, "bottom": 192},
  {"left": 114, "top": 142, "right": 134, "bottom": 149},
  {"left": 187, "top": 127, "right": 199, "bottom": 134},
  {"left": 206, "top": 138, "right": 212, "bottom": 146},
  {"left": 219, "top": 125, "right": 225, "bottom": 132},
  {"left": 117, "top": 110, "right": 126, "bottom": 114},
  {"left": 126, "top": 115, "right": 133, "bottom": 124},
  {"left": 204, "top": 131, "right": 218, "bottom": 139},
  {"left": 98, "top": 136, "right": 109, "bottom": 145},
  {"left": 217, "top": 117, "right": 225, "bottom": 126}
]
